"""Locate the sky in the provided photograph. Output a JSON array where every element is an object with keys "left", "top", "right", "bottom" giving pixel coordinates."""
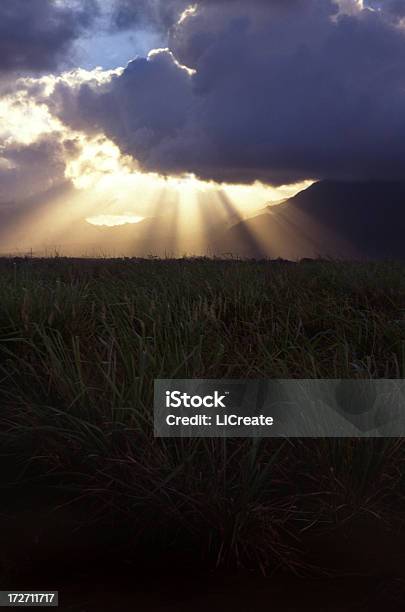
[{"left": 1, "top": 0, "right": 405, "bottom": 254}]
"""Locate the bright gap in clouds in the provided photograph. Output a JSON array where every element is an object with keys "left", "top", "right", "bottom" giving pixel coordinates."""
[
  {"left": 60, "top": 119, "right": 313, "bottom": 232},
  {"left": 0, "top": 92, "right": 61, "bottom": 145},
  {"left": 66, "top": 137, "right": 312, "bottom": 227},
  {"left": 2, "top": 67, "right": 314, "bottom": 256}
]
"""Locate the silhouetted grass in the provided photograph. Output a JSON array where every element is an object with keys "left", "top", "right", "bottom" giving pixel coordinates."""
[{"left": 1, "top": 256, "right": 405, "bottom": 574}]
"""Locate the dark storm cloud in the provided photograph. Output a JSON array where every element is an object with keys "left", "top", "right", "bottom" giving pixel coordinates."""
[
  {"left": 0, "top": 138, "right": 68, "bottom": 203},
  {"left": 0, "top": 0, "right": 99, "bottom": 73},
  {"left": 51, "top": 48, "right": 194, "bottom": 146},
  {"left": 112, "top": 0, "right": 186, "bottom": 32},
  {"left": 53, "top": 0, "right": 405, "bottom": 184},
  {"left": 111, "top": 0, "right": 306, "bottom": 33}
]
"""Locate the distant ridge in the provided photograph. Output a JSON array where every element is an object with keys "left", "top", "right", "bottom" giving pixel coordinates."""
[{"left": 224, "top": 181, "right": 405, "bottom": 260}]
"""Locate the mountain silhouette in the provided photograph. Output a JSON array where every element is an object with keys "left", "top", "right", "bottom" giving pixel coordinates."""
[{"left": 224, "top": 181, "right": 405, "bottom": 260}]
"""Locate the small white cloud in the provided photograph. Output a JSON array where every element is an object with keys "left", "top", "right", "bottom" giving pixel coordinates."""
[{"left": 86, "top": 214, "right": 145, "bottom": 226}]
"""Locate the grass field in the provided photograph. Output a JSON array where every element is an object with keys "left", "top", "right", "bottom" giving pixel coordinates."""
[{"left": 1, "top": 257, "right": 405, "bottom": 590}]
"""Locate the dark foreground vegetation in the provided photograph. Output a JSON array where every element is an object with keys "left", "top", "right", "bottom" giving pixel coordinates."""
[{"left": 1, "top": 257, "right": 405, "bottom": 609}]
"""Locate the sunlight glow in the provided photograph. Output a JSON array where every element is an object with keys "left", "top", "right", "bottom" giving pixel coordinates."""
[
  {"left": 65, "top": 135, "right": 135, "bottom": 190},
  {"left": 19, "top": 66, "right": 124, "bottom": 98},
  {"left": 0, "top": 92, "right": 62, "bottom": 145},
  {"left": 1, "top": 68, "right": 314, "bottom": 258}
]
